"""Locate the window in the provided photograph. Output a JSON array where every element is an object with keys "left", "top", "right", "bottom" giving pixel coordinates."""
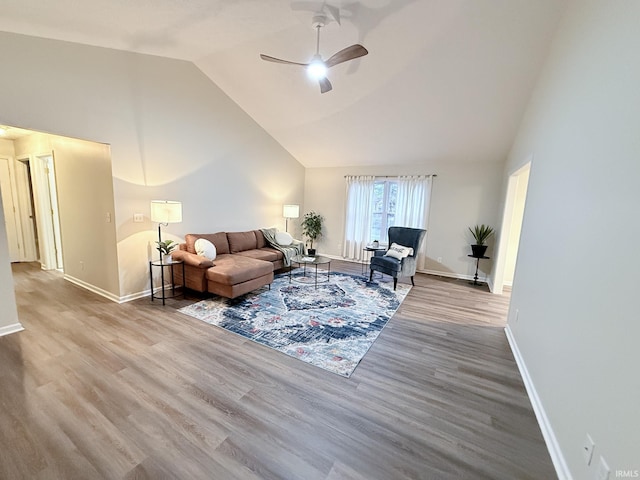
[
  {"left": 342, "top": 174, "right": 432, "bottom": 265},
  {"left": 370, "top": 181, "right": 397, "bottom": 243}
]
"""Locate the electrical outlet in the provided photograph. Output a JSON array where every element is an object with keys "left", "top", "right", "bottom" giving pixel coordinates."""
[
  {"left": 515, "top": 308, "right": 520, "bottom": 323},
  {"left": 106, "top": 212, "right": 112, "bottom": 223},
  {"left": 596, "top": 456, "right": 610, "bottom": 480},
  {"left": 583, "top": 434, "right": 595, "bottom": 465},
  {"left": 437, "top": 257, "right": 442, "bottom": 263},
  {"left": 80, "top": 261, "right": 84, "bottom": 271},
  {"left": 133, "top": 213, "right": 144, "bottom": 223}
]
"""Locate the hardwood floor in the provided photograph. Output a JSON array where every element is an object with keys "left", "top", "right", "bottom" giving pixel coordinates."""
[{"left": 0, "top": 261, "right": 555, "bottom": 479}]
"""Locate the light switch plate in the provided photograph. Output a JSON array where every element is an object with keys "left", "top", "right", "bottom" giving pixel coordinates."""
[
  {"left": 583, "top": 434, "right": 595, "bottom": 465},
  {"left": 133, "top": 213, "right": 144, "bottom": 223}
]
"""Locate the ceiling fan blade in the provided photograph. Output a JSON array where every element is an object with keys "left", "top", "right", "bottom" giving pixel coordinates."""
[
  {"left": 319, "top": 77, "right": 333, "bottom": 94},
  {"left": 325, "top": 44, "right": 368, "bottom": 68},
  {"left": 259, "top": 54, "right": 307, "bottom": 66}
]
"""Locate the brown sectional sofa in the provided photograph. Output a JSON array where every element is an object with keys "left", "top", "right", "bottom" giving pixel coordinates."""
[{"left": 171, "top": 229, "right": 287, "bottom": 299}]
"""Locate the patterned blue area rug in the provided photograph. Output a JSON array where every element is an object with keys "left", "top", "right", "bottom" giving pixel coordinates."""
[{"left": 178, "top": 272, "right": 411, "bottom": 377}]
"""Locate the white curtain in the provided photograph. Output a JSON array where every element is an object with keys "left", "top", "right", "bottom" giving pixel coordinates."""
[
  {"left": 342, "top": 175, "right": 375, "bottom": 261},
  {"left": 394, "top": 175, "right": 432, "bottom": 270}
]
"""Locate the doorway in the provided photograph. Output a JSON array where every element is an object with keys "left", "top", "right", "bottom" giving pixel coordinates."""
[
  {"left": 10, "top": 154, "right": 63, "bottom": 270},
  {"left": 492, "top": 161, "right": 531, "bottom": 294},
  {"left": 31, "top": 154, "right": 63, "bottom": 270}
]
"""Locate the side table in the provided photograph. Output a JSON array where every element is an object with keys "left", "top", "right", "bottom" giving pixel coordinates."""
[
  {"left": 468, "top": 254, "right": 490, "bottom": 286},
  {"left": 362, "top": 245, "right": 386, "bottom": 277},
  {"left": 150, "top": 259, "right": 185, "bottom": 305}
]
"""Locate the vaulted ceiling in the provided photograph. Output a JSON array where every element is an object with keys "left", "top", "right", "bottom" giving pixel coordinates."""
[{"left": 0, "top": 0, "right": 566, "bottom": 167}]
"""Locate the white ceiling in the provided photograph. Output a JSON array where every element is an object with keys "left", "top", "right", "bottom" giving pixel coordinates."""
[{"left": 0, "top": 0, "right": 566, "bottom": 167}]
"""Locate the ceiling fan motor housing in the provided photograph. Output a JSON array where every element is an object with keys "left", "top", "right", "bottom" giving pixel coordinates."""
[{"left": 312, "top": 14, "right": 326, "bottom": 29}]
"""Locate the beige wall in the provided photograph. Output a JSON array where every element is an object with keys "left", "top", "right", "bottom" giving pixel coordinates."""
[
  {"left": 0, "top": 31, "right": 305, "bottom": 300},
  {"left": 504, "top": 0, "right": 640, "bottom": 477},
  {"left": 0, "top": 139, "right": 15, "bottom": 157},
  {"left": 12, "top": 133, "right": 120, "bottom": 298},
  {"left": 304, "top": 161, "right": 504, "bottom": 279}
]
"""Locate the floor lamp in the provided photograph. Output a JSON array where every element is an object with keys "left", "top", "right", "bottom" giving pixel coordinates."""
[
  {"left": 283, "top": 204, "right": 299, "bottom": 233},
  {"left": 150, "top": 200, "right": 182, "bottom": 261}
]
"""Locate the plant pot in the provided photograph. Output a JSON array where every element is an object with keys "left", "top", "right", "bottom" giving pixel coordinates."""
[
  {"left": 163, "top": 254, "right": 173, "bottom": 264},
  {"left": 471, "top": 244, "right": 488, "bottom": 258},
  {"left": 307, "top": 248, "right": 316, "bottom": 256}
]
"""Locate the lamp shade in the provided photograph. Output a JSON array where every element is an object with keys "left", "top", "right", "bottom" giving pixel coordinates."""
[
  {"left": 282, "top": 204, "right": 300, "bottom": 219},
  {"left": 150, "top": 200, "right": 182, "bottom": 224}
]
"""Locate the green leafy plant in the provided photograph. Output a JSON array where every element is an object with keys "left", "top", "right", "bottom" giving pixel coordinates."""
[
  {"left": 468, "top": 224, "right": 494, "bottom": 245},
  {"left": 156, "top": 239, "right": 177, "bottom": 255},
  {"left": 301, "top": 211, "right": 324, "bottom": 250}
]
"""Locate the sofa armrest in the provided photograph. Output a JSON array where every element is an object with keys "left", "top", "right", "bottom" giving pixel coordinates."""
[
  {"left": 291, "top": 238, "right": 305, "bottom": 254},
  {"left": 171, "top": 249, "right": 214, "bottom": 268}
]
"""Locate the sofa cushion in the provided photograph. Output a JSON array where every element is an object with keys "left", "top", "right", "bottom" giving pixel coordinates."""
[
  {"left": 227, "top": 231, "right": 257, "bottom": 253},
  {"left": 236, "top": 248, "right": 280, "bottom": 262},
  {"left": 185, "top": 233, "right": 229, "bottom": 255},
  {"left": 206, "top": 254, "right": 273, "bottom": 286},
  {"left": 194, "top": 238, "right": 217, "bottom": 260},
  {"left": 253, "top": 230, "right": 267, "bottom": 248}
]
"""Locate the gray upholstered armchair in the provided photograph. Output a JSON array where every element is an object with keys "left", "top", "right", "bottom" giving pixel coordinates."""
[{"left": 369, "top": 226, "right": 426, "bottom": 290}]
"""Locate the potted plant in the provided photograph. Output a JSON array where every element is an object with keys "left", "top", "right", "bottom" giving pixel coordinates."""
[
  {"left": 301, "top": 211, "right": 324, "bottom": 256},
  {"left": 156, "top": 239, "right": 177, "bottom": 263},
  {"left": 468, "top": 224, "right": 494, "bottom": 258}
]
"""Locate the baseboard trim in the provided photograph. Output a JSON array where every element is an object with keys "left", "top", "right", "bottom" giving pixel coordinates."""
[
  {"left": 313, "top": 256, "right": 483, "bottom": 283},
  {"left": 0, "top": 323, "right": 25, "bottom": 337},
  {"left": 119, "top": 289, "right": 152, "bottom": 303},
  {"left": 64, "top": 275, "right": 121, "bottom": 303},
  {"left": 504, "top": 325, "right": 571, "bottom": 480},
  {"left": 419, "top": 268, "right": 480, "bottom": 282}
]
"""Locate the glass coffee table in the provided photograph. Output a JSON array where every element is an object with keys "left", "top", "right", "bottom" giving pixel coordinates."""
[{"left": 289, "top": 255, "right": 331, "bottom": 288}]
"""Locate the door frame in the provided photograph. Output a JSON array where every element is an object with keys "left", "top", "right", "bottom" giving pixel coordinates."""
[
  {"left": 0, "top": 157, "right": 23, "bottom": 262},
  {"left": 491, "top": 158, "right": 532, "bottom": 294}
]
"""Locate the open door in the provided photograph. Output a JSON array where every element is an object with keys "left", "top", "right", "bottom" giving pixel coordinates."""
[{"left": 34, "top": 154, "right": 63, "bottom": 270}]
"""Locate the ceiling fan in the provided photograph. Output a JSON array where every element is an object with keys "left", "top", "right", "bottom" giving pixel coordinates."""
[{"left": 260, "top": 14, "right": 368, "bottom": 94}]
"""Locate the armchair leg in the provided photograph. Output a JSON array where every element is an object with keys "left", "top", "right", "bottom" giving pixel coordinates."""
[
  {"left": 369, "top": 269, "right": 373, "bottom": 282},
  {"left": 411, "top": 276, "right": 415, "bottom": 286},
  {"left": 393, "top": 278, "right": 397, "bottom": 290}
]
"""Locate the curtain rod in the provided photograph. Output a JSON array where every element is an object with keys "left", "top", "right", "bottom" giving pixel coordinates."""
[{"left": 343, "top": 174, "right": 437, "bottom": 178}]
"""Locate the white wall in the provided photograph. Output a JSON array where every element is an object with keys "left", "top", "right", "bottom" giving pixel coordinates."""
[
  {"left": 0, "top": 193, "right": 21, "bottom": 333},
  {"left": 304, "top": 161, "right": 504, "bottom": 280},
  {"left": 0, "top": 139, "right": 21, "bottom": 332},
  {"left": 0, "top": 32, "right": 305, "bottom": 300},
  {"left": 504, "top": 0, "right": 640, "bottom": 477}
]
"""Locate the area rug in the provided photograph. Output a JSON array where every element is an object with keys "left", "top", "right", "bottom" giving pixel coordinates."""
[{"left": 178, "top": 272, "right": 411, "bottom": 377}]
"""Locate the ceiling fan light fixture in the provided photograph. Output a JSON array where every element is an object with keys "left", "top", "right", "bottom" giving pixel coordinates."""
[{"left": 307, "top": 57, "right": 327, "bottom": 80}]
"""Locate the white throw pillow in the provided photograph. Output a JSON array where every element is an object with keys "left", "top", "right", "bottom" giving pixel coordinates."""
[
  {"left": 194, "top": 238, "right": 217, "bottom": 260},
  {"left": 384, "top": 242, "right": 414, "bottom": 260},
  {"left": 275, "top": 231, "right": 293, "bottom": 246}
]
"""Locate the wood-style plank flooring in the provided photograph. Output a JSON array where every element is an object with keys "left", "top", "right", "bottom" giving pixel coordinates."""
[{"left": 0, "top": 261, "right": 555, "bottom": 479}]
